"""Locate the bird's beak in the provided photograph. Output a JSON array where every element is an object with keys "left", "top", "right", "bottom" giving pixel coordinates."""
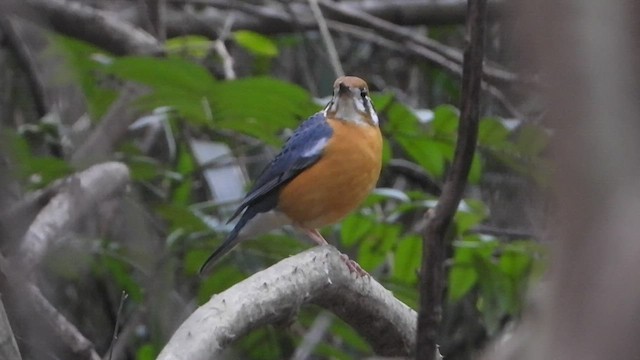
[{"left": 337, "top": 83, "right": 352, "bottom": 98}]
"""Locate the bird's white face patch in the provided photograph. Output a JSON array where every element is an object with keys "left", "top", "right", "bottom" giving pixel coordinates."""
[
  {"left": 333, "top": 96, "right": 366, "bottom": 125},
  {"left": 325, "top": 87, "right": 378, "bottom": 126},
  {"left": 364, "top": 96, "right": 379, "bottom": 125}
]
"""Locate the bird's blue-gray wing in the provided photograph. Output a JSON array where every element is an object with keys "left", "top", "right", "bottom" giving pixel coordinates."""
[{"left": 199, "top": 112, "right": 333, "bottom": 274}]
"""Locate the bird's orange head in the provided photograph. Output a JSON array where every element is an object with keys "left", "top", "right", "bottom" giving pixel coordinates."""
[{"left": 324, "top": 76, "right": 379, "bottom": 127}]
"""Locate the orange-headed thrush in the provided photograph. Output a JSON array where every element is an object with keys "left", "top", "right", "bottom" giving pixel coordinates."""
[{"left": 200, "top": 76, "right": 382, "bottom": 274}]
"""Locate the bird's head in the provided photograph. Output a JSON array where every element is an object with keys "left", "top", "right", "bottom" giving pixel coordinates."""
[{"left": 324, "top": 76, "right": 379, "bottom": 127}]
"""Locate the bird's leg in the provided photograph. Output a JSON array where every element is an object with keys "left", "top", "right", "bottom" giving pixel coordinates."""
[
  {"left": 301, "top": 227, "right": 369, "bottom": 277},
  {"left": 302, "top": 228, "right": 329, "bottom": 245}
]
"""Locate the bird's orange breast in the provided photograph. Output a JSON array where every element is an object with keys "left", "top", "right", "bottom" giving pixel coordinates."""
[{"left": 277, "top": 119, "right": 382, "bottom": 228}]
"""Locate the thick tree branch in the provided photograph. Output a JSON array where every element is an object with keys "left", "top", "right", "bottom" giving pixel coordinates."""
[
  {"left": 0, "top": 296, "right": 21, "bottom": 360},
  {"left": 24, "top": 283, "right": 101, "bottom": 360},
  {"left": 21, "top": 0, "right": 162, "bottom": 55},
  {"left": 0, "top": 253, "right": 101, "bottom": 360},
  {"left": 158, "top": 246, "right": 417, "bottom": 360},
  {"left": 12, "top": 162, "right": 130, "bottom": 274},
  {"left": 416, "top": 0, "right": 486, "bottom": 359}
]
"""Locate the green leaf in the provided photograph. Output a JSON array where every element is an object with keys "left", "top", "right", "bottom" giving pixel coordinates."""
[
  {"left": 468, "top": 153, "right": 483, "bottom": 184},
  {"left": 237, "top": 328, "right": 282, "bottom": 360},
  {"left": 329, "top": 317, "right": 372, "bottom": 353},
  {"left": 233, "top": 31, "right": 279, "bottom": 57},
  {"left": 165, "top": 35, "right": 213, "bottom": 59},
  {"left": 102, "top": 257, "right": 143, "bottom": 302},
  {"left": 172, "top": 144, "right": 196, "bottom": 206},
  {"left": 515, "top": 123, "right": 549, "bottom": 156},
  {"left": 106, "top": 56, "right": 217, "bottom": 93},
  {"left": 448, "top": 246, "right": 478, "bottom": 302},
  {"left": 431, "top": 104, "right": 459, "bottom": 136},
  {"left": 397, "top": 137, "right": 449, "bottom": 178},
  {"left": 340, "top": 213, "right": 375, "bottom": 247},
  {"left": 136, "top": 87, "right": 211, "bottom": 125},
  {"left": 3, "top": 131, "right": 72, "bottom": 187},
  {"left": 126, "top": 155, "right": 162, "bottom": 181},
  {"left": 210, "top": 77, "right": 318, "bottom": 145},
  {"left": 135, "top": 343, "right": 158, "bottom": 360},
  {"left": 357, "top": 224, "right": 400, "bottom": 270},
  {"left": 384, "top": 99, "right": 420, "bottom": 134},
  {"left": 50, "top": 34, "right": 118, "bottom": 119},
  {"left": 392, "top": 235, "right": 422, "bottom": 283},
  {"left": 478, "top": 117, "right": 509, "bottom": 146},
  {"left": 156, "top": 204, "right": 209, "bottom": 233},
  {"left": 474, "top": 252, "right": 511, "bottom": 334}
]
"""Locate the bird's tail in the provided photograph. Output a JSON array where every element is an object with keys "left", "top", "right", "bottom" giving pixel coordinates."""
[{"left": 199, "top": 212, "right": 252, "bottom": 275}]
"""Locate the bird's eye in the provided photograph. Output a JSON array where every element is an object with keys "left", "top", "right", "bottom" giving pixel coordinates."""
[{"left": 360, "top": 89, "right": 368, "bottom": 98}]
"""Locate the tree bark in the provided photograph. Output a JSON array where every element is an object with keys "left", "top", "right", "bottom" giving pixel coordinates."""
[{"left": 158, "top": 246, "right": 417, "bottom": 359}]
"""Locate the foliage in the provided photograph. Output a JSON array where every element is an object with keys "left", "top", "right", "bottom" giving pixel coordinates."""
[{"left": 5, "top": 29, "right": 549, "bottom": 360}]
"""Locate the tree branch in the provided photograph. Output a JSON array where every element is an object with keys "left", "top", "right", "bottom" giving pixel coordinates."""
[
  {"left": 416, "top": 0, "right": 486, "bottom": 358},
  {"left": 0, "top": 17, "right": 49, "bottom": 117},
  {"left": 71, "top": 85, "right": 148, "bottom": 167},
  {"left": 158, "top": 246, "right": 417, "bottom": 360},
  {"left": 21, "top": 0, "right": 162, "bottom": 55},
  {"left": 167, "top": 0, "right": 504, "bottom": 31},
  {"left": 0, "top": 296, "right": 21, "bottom": 360},
  {"left": 12, "top": 162, "right": 130, "bottom": 274}
]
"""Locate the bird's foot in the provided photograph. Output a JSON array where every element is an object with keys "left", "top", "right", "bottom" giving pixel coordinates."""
[{"left": 340, "top": 254, "right": 369, "bottom": 278}]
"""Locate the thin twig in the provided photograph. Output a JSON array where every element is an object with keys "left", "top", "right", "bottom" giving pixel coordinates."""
[
  {"left": 212, "top": 14, "right": 236, "bottom": 80},
  {"left": 107, "top": 291, "right": 129, "bottom": 360},
  {"left": 308, "top": 0, "right": 344, "bottom": 77},
  {"left": 316, "top": 0, "right": 519, "bottom": 86},
  {"left": 280, "top": 0, "right": 318, "bottom": 95},
  {"left": 416, "top": 0, "right": 487, "bottom": 358}
]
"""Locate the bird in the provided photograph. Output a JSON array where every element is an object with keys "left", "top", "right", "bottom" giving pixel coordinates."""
[{"left": 200, "top": 76, "right": 382, "bottom": 275}]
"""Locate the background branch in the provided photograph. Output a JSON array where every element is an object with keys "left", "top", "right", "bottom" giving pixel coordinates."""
[
  {"left": 22, "top": 0, "right": 161, "bottom": 55},
  {"left": 416, "top": 0, "right": 486, "bottom": 358},
  {"left": 71, "top": 86, "right": 148, "bottom": 166},
  {"left": 12, "top": 162, "right": 130, "bottom": 274},
  {"left": 0, "top": 296, "right": 21, "bottom": 360},
  {"left": 158, "top": 246, "right": 417, "bottom": 360}
]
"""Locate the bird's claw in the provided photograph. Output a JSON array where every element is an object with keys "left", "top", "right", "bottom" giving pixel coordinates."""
[{"left": 340, "top": 254, "right": 369, "bottom": 278}]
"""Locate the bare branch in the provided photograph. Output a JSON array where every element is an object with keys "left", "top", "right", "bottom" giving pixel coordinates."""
[
  {"left": 21, "top": 0, "right": 162, "bottom": 55},
  {"left": 308, "top": 0, "right": 344, "bottom": 78},
  {"left": 0, "top": 253, "right": 101, "bottom": 360},
  {"left": 0, "top": 17, "right": 49, "bottom": 117},
  {"left": 158, "top": 246, "right": 417, "bottom": 360},
  {"left": 167, "top": 0, "right": 504, "bottom": 31},
  {"left": 416, "top": 0, "right": 486, "bottom": 358},
  {"left": 0, "top": 296, "right": 21, "bottom": 360},
  {"left": 13, "top": 162, "right": 130, "bottom": 274},
  {"left": 24, "top": 283, "right": 102, "bottom": 360},
  {"left": 71, "top": 85, "right": 148, "bottom": 166}
]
